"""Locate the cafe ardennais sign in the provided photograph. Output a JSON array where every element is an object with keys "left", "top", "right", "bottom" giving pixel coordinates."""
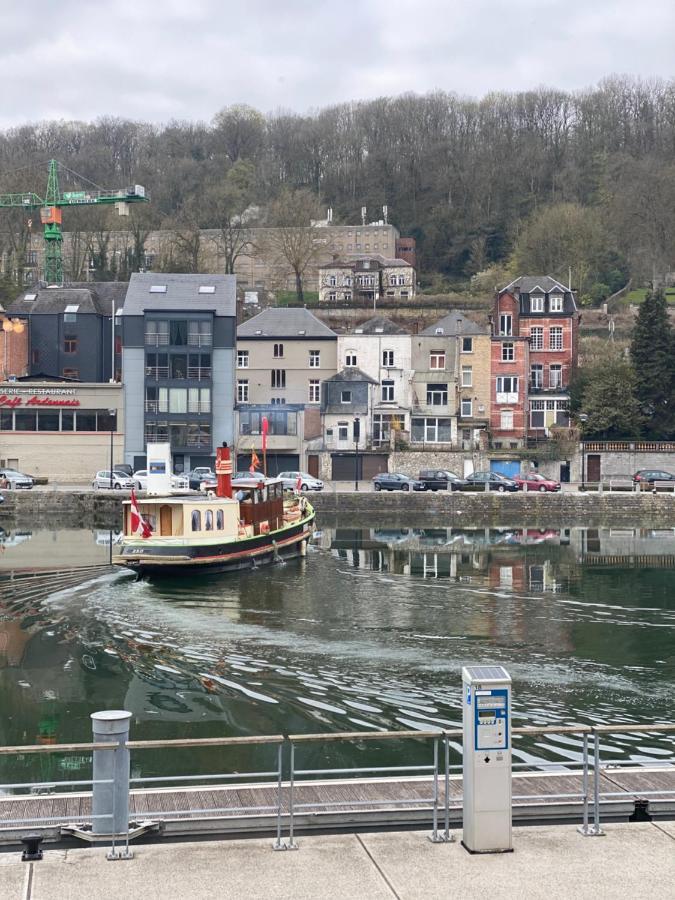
[{"left": 0, "top": 387, "right": 80, "bottom": 408}]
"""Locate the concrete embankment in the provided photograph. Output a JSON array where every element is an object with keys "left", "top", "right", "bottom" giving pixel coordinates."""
[{"left": 2, "top": 488, "right": 675, "bottom": 529}]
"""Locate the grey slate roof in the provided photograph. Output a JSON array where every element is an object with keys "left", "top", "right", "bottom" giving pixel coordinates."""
[
  {"left": 421, "top": 311, "right": 487, "bottom": 336},
  {"left": 500, "top": 275, "right": 578, "bottom": 314},
  {"left": 121, "top": 272, "right": 236, "bottom": 317},
  {"left": 8, "top": 282, "right": 128, "bottom": 316},
  {"left": 324, "top": 367, "right": 378, "bottom": 384},
  {"left": 353, "top": 316, "right": 407, "bottom": 335},
  {"left": 237, "top": 307, "right": 336, "bottom": 338}
]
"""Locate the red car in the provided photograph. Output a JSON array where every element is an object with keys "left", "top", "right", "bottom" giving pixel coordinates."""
[{"left": 514, "top": 472, "right": 561, "bottom": 493}]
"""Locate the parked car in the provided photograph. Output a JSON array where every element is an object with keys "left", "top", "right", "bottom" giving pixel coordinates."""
[
  {"left": 113, "top": 464, "right": 134, "bottom": 478},
  {"left": 417, "top": 469, "right": 467, "bottom": 491},
  {"left": 133, "top": 470, "right": 189, "bottom": 491},
  {"left": 277, "top": 471, "right": 324, "bottom": 491},
  {"left": 372, "top": 472, "right": 425, "bottom": 492},
  {"left": 633, "top": 469, "right": 675, "bottom": 485},
  {"left": 514, "top": 472, "right": 561, "bottom": 492},
  {"left": 92, "top": 470, "right": 135, "bottom": 490},
  {"left": 462, "top": 472, "right": 519, "bottom": 492},
  {"left": 187, "top": 468, "right": 217, "bottom": 490},
  {"left": 0, "top": 468, "right": 34, "bottom": 490}
]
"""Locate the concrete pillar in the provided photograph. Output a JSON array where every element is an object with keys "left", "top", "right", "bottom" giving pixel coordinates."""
[{"left": 91, "top": 710, "right": 132, "bottom": 835}]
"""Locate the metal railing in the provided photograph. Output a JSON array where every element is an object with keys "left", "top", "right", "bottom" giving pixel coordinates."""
[
  {"left": 187, "top": 334, "right": 212, "bottom": 347},
  {"left": 187, "top": 367, "right": 211, "bottom": 380},
  {"left": 0, "top": 721, "right": 672, "bottom": 857},
  {"left": 144, "top": 334, "right": 169, "bottom": 346}
]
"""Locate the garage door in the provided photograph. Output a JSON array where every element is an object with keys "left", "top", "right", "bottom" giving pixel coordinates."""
[
  {"left": 490, "top": 459, "right": 521, "bottom": 478},
  {"left": 331, "top": 453, "right": 388, "bottom": 481},
  {"left": 237, "top": 453, "right": 299, "bottom": 477}
]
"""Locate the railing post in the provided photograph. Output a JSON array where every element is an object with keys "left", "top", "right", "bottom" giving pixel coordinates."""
[
  {"left": 443, "top": 733, "right": 454, "bottom": 841},
  {"left": 286, "top": 741, "right": 298, "bottom": 850},
  {"left": 90, "top": 710, "right": 133, "bottom": 858},
  {"left": 577, "top": 731, "right": 592, "bottom": 836},
  {"left": 428, "top": 737, "right": 442, "bottom": 842},
  {"left": 272, "top": 743, "right": 285, "bottom": 851},
  {"left": 584, "top": 729, "right": 605, "bottom": 836}
]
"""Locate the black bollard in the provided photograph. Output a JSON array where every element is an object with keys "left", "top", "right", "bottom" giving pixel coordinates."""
[{"left": 20, "top": 833, "right": 43, "bottom": 861}]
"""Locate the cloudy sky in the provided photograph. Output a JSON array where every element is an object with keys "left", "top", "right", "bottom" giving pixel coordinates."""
[{"left": 2, "top": 0, "right": 673, "bottom": 127}]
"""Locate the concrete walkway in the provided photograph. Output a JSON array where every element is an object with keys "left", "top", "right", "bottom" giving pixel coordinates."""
[{"left": 1, "top": 822, "right": 674, "bottom": 900}]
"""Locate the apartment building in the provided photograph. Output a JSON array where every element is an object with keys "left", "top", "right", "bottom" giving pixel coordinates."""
[
  {"left": 411, "top": 312, "right": 490, "bottom": 450},
  {"left": 120, "top": 273, "right": 236, "bottom": 472},
  {"left": 235, "top": 308, "right": 337, "bottom": 474},
  {"left": 318, "top": 255, "right": 415, "bottom": 304},
  {"left": 491, "top": 275, "right": 578, "bottom": 447},
  {"left": 337, "top": 317, "right": 412, "bottom": 446}
]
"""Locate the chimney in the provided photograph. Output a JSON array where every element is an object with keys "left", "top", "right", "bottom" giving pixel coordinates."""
[{"left": 215, "top": 442, "right": 233, "bottom": 499}]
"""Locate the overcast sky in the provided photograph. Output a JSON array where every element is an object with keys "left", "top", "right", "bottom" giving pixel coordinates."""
[{"left": 2, "top": 0, "right": 673, "bottom": 127}]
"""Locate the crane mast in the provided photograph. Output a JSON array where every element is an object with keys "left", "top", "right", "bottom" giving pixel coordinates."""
[{"left": 0, "top": 159, "right": 149, "bottom": 285}]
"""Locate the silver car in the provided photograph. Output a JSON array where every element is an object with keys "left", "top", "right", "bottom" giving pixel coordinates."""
[
  {"left": 92, "top": 470, "right": 135, "bottom": 490},
  {"left": 0, "top": 468, "right": 34, "bottom": 490},
  {"left": 277, "top": 471, "right": 324, "bottom": 491},
  {"left": 133, "top": 470, "right": 189, "bottom": 490}
]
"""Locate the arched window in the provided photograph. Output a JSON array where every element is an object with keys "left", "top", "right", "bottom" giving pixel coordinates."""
[
  {"left": 191, "top": 510, "right": 201, "bottom": 531},
  {"left": 216, "top": 509, "right": 224, "bottom": 530},
  {"left": 205, "top": 510, "right": 213, "bottom": 531}
]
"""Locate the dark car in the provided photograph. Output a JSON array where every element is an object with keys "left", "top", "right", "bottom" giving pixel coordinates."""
[
  {"left": 514, "top": 472, "right": 561, "bottom": 492},
  {"left": 462, "top": 471, "right": 519, "bottom": 492},
  {"left": 633, "top": 469, "right": 675, "bottom": 485},
  {"left": 113, "top": 464, "right": 134, "bottom": 478},
  {"left": 187, "top": 467, "right": 217, "bottom": 490},
  {"left": 417, "top": 469, "right": 468, "bottom": 491},
  {"left": 372, "top": 472, "right": 425, "bottom": 492}
]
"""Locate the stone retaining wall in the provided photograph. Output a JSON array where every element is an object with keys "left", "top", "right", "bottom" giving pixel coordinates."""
[{"left": 2, "top": 490, "right": 674, "bottom": 530}]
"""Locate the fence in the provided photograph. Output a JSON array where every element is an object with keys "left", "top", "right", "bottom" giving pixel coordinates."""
[{"left": 0, "top": 722, "right": 672, "bottom": 859}]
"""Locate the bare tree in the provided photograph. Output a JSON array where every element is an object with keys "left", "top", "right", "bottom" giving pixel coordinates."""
[{"left": 265, "top": 189, "right": 322, "bottom": 302}]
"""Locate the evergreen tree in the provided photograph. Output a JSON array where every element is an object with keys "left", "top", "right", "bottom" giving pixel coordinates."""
[
  {"left": 630, "top": 289, "right": 675, "bottom": 437},
  {"left": 581, "top": 351, "right": 643, "bottom": 439}
]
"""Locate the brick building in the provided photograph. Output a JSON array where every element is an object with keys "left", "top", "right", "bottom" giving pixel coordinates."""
[
  {"left": 318, "top": 255, "right": 415, "bottom": 304},
  {"left": 490, "top": 276, "right": 579, "bottom": 447},
  {"left": 0, "top": 314, "right": 28, "bottom": 380}
]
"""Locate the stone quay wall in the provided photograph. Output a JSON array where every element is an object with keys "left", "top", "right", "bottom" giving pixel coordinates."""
[{"left": 2, "top": 489, "right": 675, "bottom": 531}]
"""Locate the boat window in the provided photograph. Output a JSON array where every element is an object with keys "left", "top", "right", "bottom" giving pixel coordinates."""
[
  {"left": 191, "top": 510, "right": 201, "bottom": 531},
  {"left": 205, "top": 510, "right": 213, "bottom": 531},
  {"left": 216, "top": 509, "right": 224, "bottom": 530}
]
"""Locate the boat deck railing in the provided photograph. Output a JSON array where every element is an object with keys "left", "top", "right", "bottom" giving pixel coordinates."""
[{"left": 0, "top": 722, "right": 673, "bottom": 859}]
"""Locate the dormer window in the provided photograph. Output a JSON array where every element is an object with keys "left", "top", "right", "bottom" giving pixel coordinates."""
[
  {"left": 530, "top": 295, "right": 544, "bottom": 313},
  {"left": 198, "top": 285, "right": 216, "bottom": 294},
  {"left": 550, "top": 294, "right": 564, "bottom": 312},
  {"left": 149, "top": 285, "right": 167, "bottom": 293},
  {"left": 435, "top": 327, "right": 444, "bottom": 335}
]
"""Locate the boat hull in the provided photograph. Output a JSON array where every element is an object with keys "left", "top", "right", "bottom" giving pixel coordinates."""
[{"left": 114, "top": 514, "right": 314, "bottom": 577}]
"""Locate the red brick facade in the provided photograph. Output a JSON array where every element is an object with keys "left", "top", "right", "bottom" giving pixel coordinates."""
[{"left": 0, "top": 323, "right": 29, "bottom": 380}]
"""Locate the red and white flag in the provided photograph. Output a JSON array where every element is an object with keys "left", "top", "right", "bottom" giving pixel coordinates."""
[{"left": 130, "top": 489, "right": 153, "bottom": 538}]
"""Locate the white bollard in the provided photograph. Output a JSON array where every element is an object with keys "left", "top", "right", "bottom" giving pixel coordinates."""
[{"left": 91, "top": 710, "right": 132, "bottom": 836}]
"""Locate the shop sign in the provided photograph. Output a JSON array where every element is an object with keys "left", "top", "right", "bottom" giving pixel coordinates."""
[{"left": 0, "top": 393, "right": 80, "bottom": 408}]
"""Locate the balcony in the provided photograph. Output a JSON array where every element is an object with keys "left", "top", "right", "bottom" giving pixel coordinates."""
[
  {"left": 145, "top": 333, "right": 169, "bottom": 346},
  {"left": 187, "top": 366, "right": 211, "bottom": 380},
  {"left": 496, "top": 392, "right": 519, "bottom": 404},
  {"left": 188, "top": 402, "right": 211, "bottom": 414},
  {"left": 187, "top": 334, "right": 212, "bottom": 347},
  {"left": 145, "top": 400, "right": 168, "bottom": 413},
  {"left": 145, "top": 366, "right": 169, "bottom": 379}
]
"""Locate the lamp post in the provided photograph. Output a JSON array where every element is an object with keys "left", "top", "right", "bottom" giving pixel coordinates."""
[
  {"left": 578, "top": 414, "right": 588, "bottom": 490},
  {"left": 108, "top": 408, "right": 117, "bottom": 490},
  {"left": 354, "top": 417, "right": 360, "bottom": 492}
]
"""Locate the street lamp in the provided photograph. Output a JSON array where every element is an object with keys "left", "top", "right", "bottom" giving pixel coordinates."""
[
  {"left": 578, "top": 414, "right": 588, "bottom": 490},
  {"left": 108, "top": 408, "right": 117, "bottom": 489},
  {"left": 354, "top": 417, "right": 360, "bottom": 492}
]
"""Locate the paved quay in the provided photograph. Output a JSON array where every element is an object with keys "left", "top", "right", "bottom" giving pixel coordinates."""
[{"left": 2, "top": 822, "right": 674, "bottom": 900}]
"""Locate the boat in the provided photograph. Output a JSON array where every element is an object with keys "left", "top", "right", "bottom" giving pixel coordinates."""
[{"left": 114, "top": 445, "right": 315, "bottom": 576}]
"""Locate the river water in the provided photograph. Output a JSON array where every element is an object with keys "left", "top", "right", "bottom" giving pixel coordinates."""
[{"left": 1, "top": 522, "right": 674, "bottom": 781}]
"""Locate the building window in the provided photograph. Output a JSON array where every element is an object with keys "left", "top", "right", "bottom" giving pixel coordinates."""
[
  {"left": 344, "top": 292, "right": 352, "bottom": 301},
  {"left": 237, "top": 380, "right": 249, "bottom": 403},
  {"left": 188, "top": 321, "right": 212, "bottom": 346},
  {"left": 271, "top": 369, "right": 286, "bottom": 388},
  {"left": 345, "top": 351, "right": 357, "bottom": 367},
  {"left": 309, "top": 350, "right": 320, "bottom": 368},
  {"left": 426, "top": 383, "right": 448, "bottom": 406},
  {"left": 237, "top": 350, "right": 249, "bottom": 368},
  {"left": 270, "top": 397, "right": 285, "bottom": 405},
  {"left": 169, "top": 320, "right": 188, "bottom": 345},
  {"left": 62, "top": 367, "right": 79, "bottom": 379},
  {"left": 64, "top": 335, "right": 78, "bottom": 354},
  {"left": 461, "top": 366, "right": 472, "bottom": 387},
  {"left": 530, "top": 295, "right": 544, "bottom": 312},
  {"left": 500, "top": 410, "right": 514, "bottom": 430},
  {"left": 338, "top": 421, "right": 349, "bottom": 441},
  {"left": 429, "top": 350, "right": 445, "bottom": 369},
  {"left": 382, "top": 349, "right": 394, "bottom": 367},
  {"left": 496, "top": 376, "right": 518, "bottom": 395},
  {"left": 308, "top": 380, "right": 320, "bottom": 403},
  {"left": 325, "top": 428, "right": 334, "bottom": 442},
  {"left": 63, "top": 304, "right": 79, "bottom": 322},
  {"left": 462, "top": 337, "right": 473, "bottom": 353},
  {"left": 341, "top": 390, "right": 352, "bottom": 403},
  {"left": 550, "top": 327, "right": 563, "bottom": 350},
  {"left": 204, "top": 510, "right": 214, "bottom": 531},
  {"left": 411, "top": 417, "right": 452, "bottom": 443},
  {"left": 328, "top": 292, "right": 337, "bottom": 302},
  {"left": 329, "top": 275, "right": 337, "bottom": 286},
  {"left": 400, "top": 290, "right": 409, "bottom": 299},
  {"left": 550, "top": 294, "right": 564, "bottom": 312},
  {"left": 501, "top": 342, "right": 514, "bottom": 362},
  {"left": 389, "top": 274, "right": 397, "bottom": 286},
  {"left": 499, "top": 314, "right": 512, "bottom": 336},
  {"left": 530, "top": 364, "right": 543, "bottom": 389},
  {"left": 216, "top": 510, "right": 224, "bottom": 530},
  {"left": 381, "top": 380, "right": 395, "bottom": 402},
  {"left": 550, "top": 364, "right": 563, "bottom": 389},
  {"left": 191, "top": 510, "right": 201, "bottom": 531},
  {"left": 530, "top": 398, "right": 568, "bottom": 429},
  {"left": 460, "top": 398, "right": 473, "bottom": 418},
  {"left": 273, "top": 343, "right": 284, "bottom": 358},
  {"left": 373, "top": 413, "right": 405, "bottom": 443},
  {"left": 530, "top": 327, "right": 543, "bottom": 350}
]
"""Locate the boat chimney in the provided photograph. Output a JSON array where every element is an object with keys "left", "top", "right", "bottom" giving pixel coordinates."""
[{"left": 215, "top": 442, "right": 233, "bottom": 499}]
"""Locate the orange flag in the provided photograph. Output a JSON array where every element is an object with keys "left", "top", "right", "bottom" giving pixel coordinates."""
[{"left": 249, "top": 450, "right": 260, "bottom": 474}]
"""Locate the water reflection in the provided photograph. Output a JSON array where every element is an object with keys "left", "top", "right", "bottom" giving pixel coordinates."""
[{"left": 0, "top": 523, "right": 674, "bottom": 779}]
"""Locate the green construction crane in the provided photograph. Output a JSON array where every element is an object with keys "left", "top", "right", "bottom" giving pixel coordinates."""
[{"left": 0, "top": 159, "right": 149, "bottom": 285}]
